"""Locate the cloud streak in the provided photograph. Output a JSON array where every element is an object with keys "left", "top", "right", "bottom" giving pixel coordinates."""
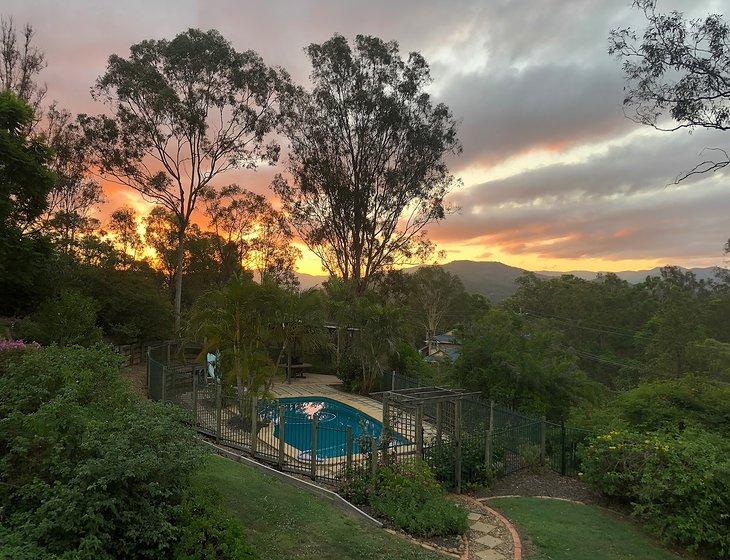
[{"left": 1, "top": 0, "right": 726, "bottom": 271}]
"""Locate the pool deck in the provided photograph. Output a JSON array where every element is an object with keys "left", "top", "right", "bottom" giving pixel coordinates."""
[{"left": 270, "top": 373, "right": 384, "bottom": 422}]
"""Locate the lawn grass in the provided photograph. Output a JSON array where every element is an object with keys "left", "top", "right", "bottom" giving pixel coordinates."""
[
  {"left": 490, "top": 497, "right": 684, "bottom": 560},
  {"left": 197, "top": 454, "right": 445, "bottom": 560}
]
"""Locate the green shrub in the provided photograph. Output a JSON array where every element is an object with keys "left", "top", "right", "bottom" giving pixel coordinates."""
[
  {"left": 173, "top": 483, "right": 256, "bottom": 560},
  {"left": 572, "top": 375, "right": 730, "bottom": 437},
  {"left": 0, "top": 345, "right": 250, "bottom": 559},
  {"left": 519, "top": 442, "right": 542, "bottom": 472},
  {"left": 20, "top": 290, "right": 103, "bottom": 346},
  {"left": 341, "top": 462, "right": 468, "bottom": 538},
  {"left": 425, "top": 436, "right": 493, "bottom": 489},
  {"left": 581, "top": 427, "right": 730, "bottom": 559}
]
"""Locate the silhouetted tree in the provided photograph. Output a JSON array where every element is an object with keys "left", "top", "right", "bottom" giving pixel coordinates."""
[
  {"left": 609, "top": 0, "right": 729, "bottom": 181},
  {"left": 109, "top": 206, "right": 143, "bottom": 265},
  {"left": 81, "top": 29, "right": 288, "bottom": 331},
  {"left": 274, "top": 34, "right": 461, "bottom": 291},
  {"left": 201, "top": 185, "right": 300, "bottom": 285},
  {"left": 0, "top": 17, "right": 46, "bottom": 125}
]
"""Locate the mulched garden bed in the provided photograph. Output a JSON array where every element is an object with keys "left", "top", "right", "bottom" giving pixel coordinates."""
[{"left": 473, "top": 468, "right": 601, "bottom": 504}]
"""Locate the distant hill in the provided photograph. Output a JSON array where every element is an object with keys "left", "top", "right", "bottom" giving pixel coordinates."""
[
  {"left": 434, "top": 260, "right": 531, "bottom": 302},
  {"left": 296, "top": 261, "right": 725, "bottom": 302},
  {"left": 537, "top": 266, "right": 721, "bottom": 284}
]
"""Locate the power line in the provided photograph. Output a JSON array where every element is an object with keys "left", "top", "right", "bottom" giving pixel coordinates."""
[{"left": 522, "top": 311, "right": 653, "bottom": 341}]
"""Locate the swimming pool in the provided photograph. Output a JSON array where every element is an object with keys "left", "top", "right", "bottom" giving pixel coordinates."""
[{"left": 272, "top": 396, "right": 394, "bottom": 459}]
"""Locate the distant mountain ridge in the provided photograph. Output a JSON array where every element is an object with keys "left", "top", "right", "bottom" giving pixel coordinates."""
[{"left": 296, "top": 261, "right": 724, "bottom": 301}]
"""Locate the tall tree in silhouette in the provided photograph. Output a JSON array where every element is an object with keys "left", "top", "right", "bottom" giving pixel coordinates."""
[
  {"left": 81, "top": 29, "right": 288, "bottom": 331},
  {"left": 274, "top": 34, "right": 460, "bottom": 292}
]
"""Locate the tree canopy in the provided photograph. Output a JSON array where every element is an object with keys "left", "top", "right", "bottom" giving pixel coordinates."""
[
  {"left": 81, "top": 29, "right": 288, "bottom": 330},
  {"left": 274, "top": 34, "right": 461, "bottom": 290},
  {"left": 609, "top": 0, "right": 729, "bottom": 181}
]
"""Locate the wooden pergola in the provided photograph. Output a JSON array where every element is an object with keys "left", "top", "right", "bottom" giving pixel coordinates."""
[{"left": 375, "top": 386, "right": 481, "bottom": 492}]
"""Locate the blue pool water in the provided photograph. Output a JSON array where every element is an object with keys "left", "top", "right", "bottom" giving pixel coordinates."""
[{"left": 271, "top": 396, "right": 394, "bottom": 459}]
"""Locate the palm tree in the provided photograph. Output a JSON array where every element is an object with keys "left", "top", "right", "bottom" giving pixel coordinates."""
[
  {"left": 188, "top": 273, "right": 278, "bottom": 415},
  {"left": 271, "top": 287, "right": 328, "bottom": 383}
]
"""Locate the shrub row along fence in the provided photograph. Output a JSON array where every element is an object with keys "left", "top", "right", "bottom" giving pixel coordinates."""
[
  {"left": 379, "top": 372, "right": 591, "bottom": 487},
  {"left": 149, "top": 346, "right": 591, "bottom": 489}
]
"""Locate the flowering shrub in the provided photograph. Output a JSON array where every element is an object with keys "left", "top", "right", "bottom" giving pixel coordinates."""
[
  {"left": 0, "top": 339, "right": 40, "bottom": 375},
  {"left": 581, "top": 428, "right": 730, "bottom": 558}
]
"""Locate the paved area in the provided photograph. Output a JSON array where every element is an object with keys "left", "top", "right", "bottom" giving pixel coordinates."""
[
  {"left": 270, "top": 374, "right": 384, "bottom": 421},
  {"left": 454, "top": 497, "right": 515, "bottom": 560}
]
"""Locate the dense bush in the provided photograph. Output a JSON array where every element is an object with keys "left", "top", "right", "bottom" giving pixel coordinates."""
[
  {"left": 425, "top": 436, "right": 493, "bottom": 489},
  {"left": 0, "top": 345, "right": 250, "bottom": 559},
  {"left": 0, "top": 339, "right": 39, "bottom": 375},
  {"left": 572, "top": 375, "right": 730, "bottom": 437},
  {"left": 18, "top": 290, "right": 103, "bottom": 346},
  {"left": 581, "top": 428, "right": 730, "bottom": 558},
  {"left": 341, "top": 462, "right": 468, "bottom": 538}
]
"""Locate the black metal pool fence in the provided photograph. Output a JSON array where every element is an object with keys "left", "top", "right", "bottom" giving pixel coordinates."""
[{"left": 148, "top": 344, "right": 591, "bottom": 488}]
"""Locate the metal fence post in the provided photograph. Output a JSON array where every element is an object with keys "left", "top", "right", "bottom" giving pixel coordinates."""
[
  {"left": 346, "top": 426, "right": 353, "bottom": 472},
  {"left": 166, "top": 341, "right": 171, "bottom": 365},
  {"left": 485, "top": 400, "right": 494, "bottom": 469},
  {"left": 278, "top": 405, "right": 286, "bottom": 470},
  {"left": 370, "top": 434, "right": 377, "bottom": 475},
  {"left": 310, "top": 415, "right": 318, "bottom": 480},
  {"left": 215, "top": 379, "right": 222, "bottom": 442},
  {"left": 146, "top": 347, "right": 151, "bottom": 397},
  {"left": 540, "top": 415, "right": 546, "bottom": 464},
  {"left": 560, "top": 422, "right": 566, "bottom": 476},
  {"left": 454, "top": 400, "right": 462, "bottom": 494},
  {"left": 250, "top": 396, "right": 258, "bottom": 457},
  {"left": 436, "top": 402, "right": 443, "bottom": 443},
  {"left": 415, "top": 404, "right": 424, "bottom": 461},
  {"left": 192, "top": 368, "right": 198, "bottom": 426},
  {"left": 160, "top": 365, "right": 167, "bottom": 403},
  {"left": 391, "top": 371, "right": 396, "bottom": 391}
]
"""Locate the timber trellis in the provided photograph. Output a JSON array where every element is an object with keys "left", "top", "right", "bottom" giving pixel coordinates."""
[
  {"left": 379, "top": 372, "right": 591, "bottom": 481},
  {"left": 148, "top": 344, "right": 591, "bottom": 488}
]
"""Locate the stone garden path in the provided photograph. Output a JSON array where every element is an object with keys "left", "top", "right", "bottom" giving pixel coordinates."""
[{"left": 455, "top": 496, "right": 522, "bottom": 560}]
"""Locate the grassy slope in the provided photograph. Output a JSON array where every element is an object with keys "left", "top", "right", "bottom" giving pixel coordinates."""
[
  {"left": 198, "top": 455, "right": 444, "bottom": 560},
  {"left": 490, "top": 497, "right": 683, "bottom": 560}
]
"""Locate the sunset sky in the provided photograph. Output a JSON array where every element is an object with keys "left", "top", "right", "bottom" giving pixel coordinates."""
[{"left": 4, "top": 0, "right": 729, "bottom": 275}]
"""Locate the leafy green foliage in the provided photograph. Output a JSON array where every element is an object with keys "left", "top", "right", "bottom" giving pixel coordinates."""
[
  {"left": 63, "top": 262, "right": 173, "bottom": 343},
  {"left": 19, "top": 290, "right": 103, "bottom": 346},
  {"left": 173, "top": 483, "right": 255, "bottom": 560},
  {"left": 189, "top": 273, "right": 280, "bottom": 395},
  {"left": 452, "top": 308, "right": 599, "bottom": 419},
  {"left": 0, "top": 345, "right": 250, "bottom": 559},
  {"left": 572, "top": 375, "right": 730, "bottom": 437},
  {"left": 581, "top": 428, "right": 730, "bottom": 558},
  {"left": 341, "top": 462, "right": 468, "bottom": 538},
  {"left": 0, "top": 90, "right": 57, "bottom": 315},
  {"left": 325, "top": 279, "right": 408, "bottom": 393},
  {"left": 425, "top": 436, "right": 493, "bottom": 490}
]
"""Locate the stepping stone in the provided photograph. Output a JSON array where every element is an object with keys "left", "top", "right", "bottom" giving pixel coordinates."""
[
  {"left": 468, "top": 512, "right": 482, "bottom": 521},
  {"left": 475, "top": 534, "right": 503, "bottom": 548},
  {"left": 470, "top": 521, "right": 497, "bottom": 533},
  {"left": 475, "top": 549, "right": 506, "bottom": 560}
]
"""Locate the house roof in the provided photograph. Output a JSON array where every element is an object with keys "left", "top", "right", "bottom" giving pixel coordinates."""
[{"left": 426, "top": 331, "right": 459, "bottom": 345}]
